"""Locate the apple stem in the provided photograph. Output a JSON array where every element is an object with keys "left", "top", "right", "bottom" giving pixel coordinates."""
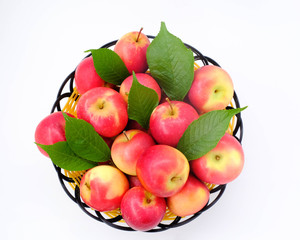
[
  {"left": 98, "top": 100, "right": 106, "bottom": 110},
  {"left": 136, "top": 27, "right": 143, "bottom": 42},
  {"left": 166, "top": 98, "right": 174, "bottom": 115},
  {"left": 123, "top": 131, "right": 130, "bottom": 141},
  {"left": 144, "top": 191, "right": 153, "bottom": 204},
  {"left": 85, "top": 182, "right": 91, "bottom": 190},
  {"left": 171, "top": 176, "right": 182, "bottom": 182}
]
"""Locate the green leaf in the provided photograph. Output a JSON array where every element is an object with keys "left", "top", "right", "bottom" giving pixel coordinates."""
[
  {"left": 146, "top": 22, "right": 194, "bottom": 101},
  {"left": 128, "top": 72, "right": 159, "bottom": 129},
  {"left": 177, "top": 107, "right": 247, "bottom": 161},
  {"left": 63, "top": 113, "right": 111, "bottom": 162},
  {"left": 86, "top": 48, "right": 130, "bottom": 85},
  {"left": 36, "top": 142, "right": 97, "bottom": 171}
]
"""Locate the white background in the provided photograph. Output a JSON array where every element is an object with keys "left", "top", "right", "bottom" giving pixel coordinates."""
[{"left": 1, "top": 0, "right": 300, "bottom": 239}]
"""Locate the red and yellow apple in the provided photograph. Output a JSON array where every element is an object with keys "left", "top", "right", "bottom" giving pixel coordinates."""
[
  {"left": 119, "top": 73, "right": 161, "bottom": 103},
  {"left": 114, "top": 29, "right": 150, "bottom": 74},
  {"left": 74, "top": 56, "right": 106, "bottom": 95},
  {"left": 188, "top": 65, "right": 234, "bottom": 113},
  {"left": 111, "top": 130, "right": 155, "bottom": 176},
  {"left": 149, "top": 101, "right": 198, "bottom": 147},
  {"left": 76, "top": 87, "right": 128, "bottom": 138},
  {"left": 136, "top": 145, "right": 190, "bottom": 198},
  {"left": 121, "top": 186, "right": 166, "bottom": 231},
  {"left": 80, "top": 165, "right": 129, "bottom": 212},
  {"left": 167, "top": 174, "right": 209, "bottom": 217},
  {"left": 34, "top": 111, "right": 74, "bottom": 157},
  {"left": 190, "top": 133, "right": 244, "bottom": 185}
]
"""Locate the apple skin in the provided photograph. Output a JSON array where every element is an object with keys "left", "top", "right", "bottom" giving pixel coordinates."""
[
  {"left": 128, "top": 176, "right": 143, "bottom": 188},
  {"left": 102, "top": 136, "right": 115, "bottom": 149},
  {"left": 111, "top": 130, "right": 155, "bottom": 176},
  {"left": 119, "top": 73, "right": 161, "bottom": 103},
  {"left": 159, "top": 90, "right": 168, "bottom": 104},
  {"left": 136, "top": 145, "right": 190, "bottom": 198},
  {"left": 35, "top": 112, "right": 74, "bottom": 157},
  {"left": 167, "top": 174, "right": 210, "bottom": 217},
  {"left": 121, "top": 186, "right": 166, "bottom": 231},
  {"left": 74, "top": 56, "right": 106, "bottom": 95},
  {"left": 188, "top": 65, "right": 234, "bottom": 113},
  {"left": 114, "top": 31, "right": 150, "bottom": 74},
  {"left": 126, "top": 120, "right": 147, "bottom": 132},
  {"left": 80, "top": 165, "right": 129, "bottom": 212},
  {"left": 76, "top": 87, "right": 128, "bottom": 138},
  {"left": 103, "top": 81, "right": 116, "bottom": 89},
  {"left": 149, "top": 101, "right": 199, "bottom": 147},
  {"left": 190, "top": 133, "right": 244, "bottom": 185}
]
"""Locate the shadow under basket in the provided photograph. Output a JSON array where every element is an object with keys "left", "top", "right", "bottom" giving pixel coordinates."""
[{"left": 50, "top": 36, "right": 244, "bottom": 232}]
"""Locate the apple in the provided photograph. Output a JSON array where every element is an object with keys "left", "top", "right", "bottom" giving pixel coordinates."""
[
  {"left": 136, "top": 145, "right": 190, "bottom": 198},
  {"left": 149, "top": 100, "right": 199, "bottom": 147},
  {"left": 114, "top": 28, "right": 150, "bottom": 74},
  {"left": 167, "top": 174, "right": 210, "bottom": 217},
  {"left": 188, "top": 65, "right": 234, "bottom": 113},
  {"left": 121, "top": 186, "right": 166, "bottom": 231},
  {"left": 128, "top": 176, "right": 143, "bottom": 188},
  {"left": 111, "top": 130, "right": 155, "bottom": 176},
  {"left": 119, "top": 73, "right": 161, "bottom": 103},
  {"left": 159, "top": 90, "right": 168, "bottom": 104},
  {"left": 76, "top": 87, "right": 128, "bottom": 138},
  {"left": 34, "top": 111, "right": 74, "bottom": 157},
  {"left": 126, "top": 120, "right": 147, "bottom": 132},
  {"left": 103, "top": 81, "right": 116, "bottom": 90},
  {"left": 102, "top": 136, "right": 115, "bottom": 149},
  {"left": 74, "top": 56, "right": 106, "bottom": 95},
  {"left": 80, "top": 165, "right": 129, "bottom": 212},
  {"left": 190, "top": 133, "right": 244, "bottom": 185}
]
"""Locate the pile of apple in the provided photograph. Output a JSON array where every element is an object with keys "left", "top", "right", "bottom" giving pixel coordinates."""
[{"left": 35, "top": 27, "right": 244, "bottom": 231}]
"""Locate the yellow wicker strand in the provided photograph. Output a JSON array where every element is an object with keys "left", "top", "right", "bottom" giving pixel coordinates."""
[
  {"left": 103, "top": 209, "right": 124, "bottom": 222},
  {"left": 163, "top": 208, "right": 177, "bottom": 221},
  {"left": 194, "top": 61, "right": 201, "bottom": 70},
  {"left": 103, "top": 212, "right": 114, "bottom": 218},
  {"left": 64, "top": 171, "right": 76, "bottom": 190},
  {"left": 204, "top": 182, "right": 216, "bottom": 191},
  {"left": 64, "top": 170, "right": 86, "bottom": 190},
  {"left": 62, "top": 87, "right": 80, "bottom": 117},
  {"left": 226, "top": 101, "right": 236, "bottom": 135}
]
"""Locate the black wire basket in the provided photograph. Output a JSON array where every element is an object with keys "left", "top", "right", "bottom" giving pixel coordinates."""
[{"left": 50, "top": 36, "right": 244, "bottom": 232}]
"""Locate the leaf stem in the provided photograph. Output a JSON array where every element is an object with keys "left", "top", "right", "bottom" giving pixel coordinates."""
[{"left": 136, "top": 27, "right": 143, "bottom": 42}]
